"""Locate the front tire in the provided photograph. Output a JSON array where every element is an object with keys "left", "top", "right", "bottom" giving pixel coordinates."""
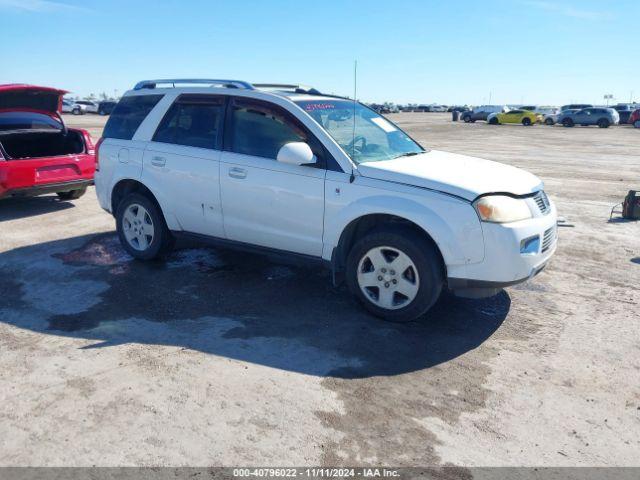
[
  {"left": 56, "top": 187, "right": 86, "bottom": 200},
  {"left": 462, "top": 115, "right": 471, "bottom": 123},
  {"left": 116, "top": 193, "right": 173, "bottom": 260},
  {"left": 545, "top": 118, "right": 554, "bottom": 126},
  {"left": 489, "top": 117, "right": 499, "bottom": 125},
  {"left": 346, "top": 227, "right": 444, "bottom": 322},
  {"left": 634, "top": 120, "right": 640, "bottom": 129},
  {"left": 562, "top": 118, "right": 574, "bottom": 127},
  {"left": 598, "top": 118, "right": 610, "bottom": 128},
  {"left": 72, "top": 107, "right": 81, "bottom": 115},
  {"left": 522, "top": 117, "right": 532, "bottom": 126}
]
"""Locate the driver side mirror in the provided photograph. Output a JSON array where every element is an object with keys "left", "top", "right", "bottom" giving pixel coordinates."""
[{"left": 276, "top": 142, "right": 317, "bottom": 166}]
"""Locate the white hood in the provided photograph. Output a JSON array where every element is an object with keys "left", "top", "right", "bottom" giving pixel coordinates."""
[{"left": 356, "top": 150, "right": 543, "bottom": 201}]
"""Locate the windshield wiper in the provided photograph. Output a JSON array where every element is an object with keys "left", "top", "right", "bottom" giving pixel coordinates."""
[{"left": 393, "top": 152, "right": 420, "bottom": 159}]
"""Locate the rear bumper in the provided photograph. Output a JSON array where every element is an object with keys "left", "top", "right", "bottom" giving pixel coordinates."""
[
  {"left": 0, "top": 179, "right": 93, "bottom": 199},
  {"left": 0, "top": 154, "right": 95, "bottom": 198}
]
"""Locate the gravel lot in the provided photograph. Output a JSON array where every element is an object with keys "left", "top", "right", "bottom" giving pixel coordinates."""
[{"left": 0, "top": 113, "right": 638, "bottom": 467}]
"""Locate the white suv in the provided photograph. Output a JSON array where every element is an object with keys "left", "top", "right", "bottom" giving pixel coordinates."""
[{"left": 95, "top": 79, "right": 557, "bottom": 322}]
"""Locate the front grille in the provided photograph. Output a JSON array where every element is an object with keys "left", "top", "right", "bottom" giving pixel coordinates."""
[
  {"left": 534, "top": 191, "right": 551, "bottom": 215},
  {"left": 542, "top": 226, "right": 556, "bottom": 253}
]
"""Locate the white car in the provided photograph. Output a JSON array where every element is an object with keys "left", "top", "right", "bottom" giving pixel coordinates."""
[
  {"left": 95, "top": 79, "right": 558, "bottom": 322},
  {"left": 529, "top": 106, "right": 560, "bottom": 126},
  {"left": 73, "top": 100, "right": 99, "bottom": 114},
  {"left": 61, "top": 99, "right": 76, "bottom": 113}
]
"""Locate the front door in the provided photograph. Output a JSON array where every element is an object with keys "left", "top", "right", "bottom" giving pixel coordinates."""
[{"left": 219, "top": 97, "right": 325, "bottom": 256}]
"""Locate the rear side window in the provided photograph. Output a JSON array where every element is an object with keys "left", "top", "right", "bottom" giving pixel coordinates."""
[
  {"left": 153, "top": 95, "right": 224, "bottom": 149},
  {"left": 227, "top": 98, "right": 307, "bottom": 159},
  {"left": 103, "top": 95, "right": 163, "bottom": 140}
]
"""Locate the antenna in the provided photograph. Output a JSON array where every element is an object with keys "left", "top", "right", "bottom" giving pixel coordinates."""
[{"left": 350, "top": 60, "right": 357, "bottom": 183}]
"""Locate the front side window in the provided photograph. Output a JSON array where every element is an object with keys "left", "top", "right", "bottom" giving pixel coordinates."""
[
  {"left": 153, "top": 95, "right": 223, "bottom": 149},
  {"left": 228, "top": 99, "right": 307, "bottom": 159},
  {"left": 103, "top": 95, "right": 163, "bottom": 140},
  {"left": 296, "top": 100, "right": 424, "bottom": 164}
]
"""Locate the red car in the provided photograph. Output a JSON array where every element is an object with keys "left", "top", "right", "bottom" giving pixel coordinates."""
[
  {"left": 629, "top": 108, "right": 640, "bottom": 128},
  {"left": 0, "top": 84, "right": 95, "bottom": 200}
]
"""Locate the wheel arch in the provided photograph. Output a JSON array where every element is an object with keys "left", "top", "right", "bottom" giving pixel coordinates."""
[
  {"left": 331, "top": 213, "right": 447, "bottom": 280},
  {"left": 328, "top": 194, "right": 484, "bottom": 285},
  {"left": 110, "top": 178, "right": 179, "bottom": 230}
]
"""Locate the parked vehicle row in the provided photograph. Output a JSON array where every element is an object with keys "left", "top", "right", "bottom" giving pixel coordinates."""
[
  {"left": 60, "top": 99, "right": 119, "bottom": 116},
  {"left": 460, "top": 102, "right": 639, "bottom": 128}
]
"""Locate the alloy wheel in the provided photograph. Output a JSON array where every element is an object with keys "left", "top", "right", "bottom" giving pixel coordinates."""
[{"left": 122, "top": 203, "right": 155, "bottom": 251}]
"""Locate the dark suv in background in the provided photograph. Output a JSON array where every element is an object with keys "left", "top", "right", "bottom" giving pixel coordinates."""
[
  {"left": 98, "top": 101, "right": 117, "bottom": 116},
  {"left": 557, "top": 107, "right": 619, "bottom": 128},
  {"left": 560, "top": 103, "right": 592, "bottom": 111},
  {"left": 611, "top": 104, "right": 638, "bottom": 124}
]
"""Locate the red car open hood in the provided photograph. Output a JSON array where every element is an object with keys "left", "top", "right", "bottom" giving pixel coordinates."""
[{"left": 0, "top": 84, "right": 68, "bottom": 114}]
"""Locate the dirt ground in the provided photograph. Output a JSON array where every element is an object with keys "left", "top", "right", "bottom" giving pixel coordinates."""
[{"left": 0, "top": 113, "right": 638, "bottom": 467}]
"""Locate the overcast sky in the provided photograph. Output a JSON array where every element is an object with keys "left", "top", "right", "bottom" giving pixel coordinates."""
[{"left": 1, "top": 0, "right": 638, "bottom": 105}]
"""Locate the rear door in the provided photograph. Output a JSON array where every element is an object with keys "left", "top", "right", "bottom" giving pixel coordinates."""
[
  {"left": 575, "top": 109, "right": 590, "bottom": 124},
  {"left": 142, "top": 94, "right": 225, "bottom": 237},
  {"left": 219, "top": 97, "right": 325, "bottom": 256}
]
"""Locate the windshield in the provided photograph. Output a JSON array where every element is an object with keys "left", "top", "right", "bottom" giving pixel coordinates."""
[
  {"left": 0, "top": 111, "right": 62, "bottom": 131},
  {"left": 296, "top": 99, "right": 424, "bottom": 164}
]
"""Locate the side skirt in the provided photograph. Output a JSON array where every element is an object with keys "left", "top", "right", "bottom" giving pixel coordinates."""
[{"left": 171, "top": 231, "right": 331, "bottom": 271}]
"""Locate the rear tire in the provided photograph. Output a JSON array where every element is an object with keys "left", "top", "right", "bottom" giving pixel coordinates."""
[
  {"left": 522, "top": 117, "right": 532, "bottom": 126},
  {"left": 346, "top": 226, "right": 444, "bottom": 322},
  {"left": 489, "top": 117, "right": 499, "bottom": 125},
  {"left": 462, "top": 115, "right": 471, "bottom": 123},
  {"left": 72, "top": 107, "right": 81, "bottom": 115},
  {"left": 56, "top": 187, "right": 86, "bottom": 200},
  {"left": 634, "top": 120, "right": 640, "bottom": 129},
  {"left": 545, "top": 118, "right": 554, "bottom": 126},
  {"left": 598, "top": 118, "right": 610, "bottom": 128},
  {"left": 562, "top": 118, "right": 574, "bottom": 127},
  {"left": 116, "top": 193, "right": 173, "bottom": 260}
]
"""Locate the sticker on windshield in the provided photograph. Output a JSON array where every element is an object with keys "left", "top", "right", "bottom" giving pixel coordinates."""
[
  {"left": 371, "top": 117, "right": 397, "bottom": 133},
  {"left": 303, "top": 103, "right": 336, "bottom": 111}
]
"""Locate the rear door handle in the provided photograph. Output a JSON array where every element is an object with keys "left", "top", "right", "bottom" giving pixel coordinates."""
[
  {"left": 151, "top": 156, "right": 166, "bottom": 167},
  {"left": 228, "top": 167, "right": 247, "bottom": 179}
]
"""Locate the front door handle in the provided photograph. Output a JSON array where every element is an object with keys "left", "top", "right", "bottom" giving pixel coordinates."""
[
  {"left": 151, "top": 156, "right": 166, "bottom": 167},
  {"left": 228, "top": 167, "right": 247, "bottom": 179}
]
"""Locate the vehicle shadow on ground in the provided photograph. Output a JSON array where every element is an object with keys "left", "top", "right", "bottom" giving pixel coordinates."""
[
  {"left": 0, "top": 195, "right": 74, "bottom": 222},
  {"left": 0, "top": 233, "right": 510, "bottom": 378}
]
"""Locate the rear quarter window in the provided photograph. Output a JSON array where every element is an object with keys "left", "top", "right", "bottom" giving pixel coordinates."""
[{"left": 103, "top": 95, "right": 163, "bottom": 140}]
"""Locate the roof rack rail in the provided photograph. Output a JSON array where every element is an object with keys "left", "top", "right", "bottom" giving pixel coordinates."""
[
  {"left": 253, "top": 83, "right": 322, "bottom": 95},
  {"left": 133, "top": 79, "right": 254, "bottom": 90}
]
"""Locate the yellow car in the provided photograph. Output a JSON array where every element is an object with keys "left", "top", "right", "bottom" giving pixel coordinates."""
[{"left": 488, "top": 109, "right": 541, "bottom": 126}]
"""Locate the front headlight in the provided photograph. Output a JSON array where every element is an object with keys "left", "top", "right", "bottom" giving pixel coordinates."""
[{"left": 474, "top": 195, "right": 532, "bottom": 223}]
